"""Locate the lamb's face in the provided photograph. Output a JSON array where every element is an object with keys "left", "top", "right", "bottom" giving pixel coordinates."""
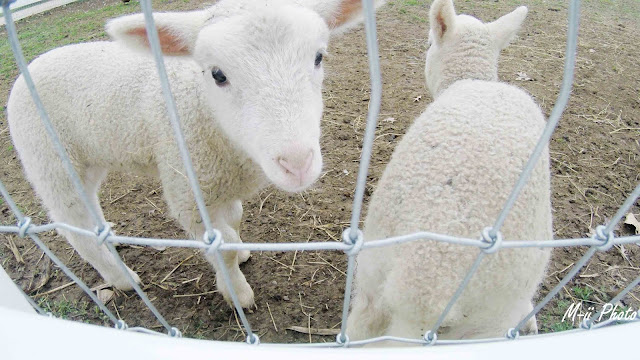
[{"left": 194, "top": 6, "right": 327, "bottom": 192}]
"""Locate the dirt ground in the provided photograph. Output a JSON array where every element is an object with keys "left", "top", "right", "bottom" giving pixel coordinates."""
[{"left": 1, "top": 0, "right": 639, "bottom": 344}]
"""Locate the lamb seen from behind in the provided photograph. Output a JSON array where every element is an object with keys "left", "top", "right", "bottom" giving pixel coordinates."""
[
  {"left": 346, "top": 0, "right": 552, "bottom": 343},
  {"left": 7, "top": 0, "right": 384, "bottom": 309}
]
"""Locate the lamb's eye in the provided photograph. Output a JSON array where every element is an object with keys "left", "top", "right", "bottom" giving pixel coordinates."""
[
  {"left": 314, "top": 52, "right": 323, "bottom": 67},
  {"left": 211, "top": 68, "right": 227, "bottom": 86}
]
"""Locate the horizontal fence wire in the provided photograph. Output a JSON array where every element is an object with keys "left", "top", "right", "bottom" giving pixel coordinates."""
[
  {"left": 1, "top": 0, "right": 640, "bottom": 349},
  {"left": 2, "top": 221, "right": 640, "bottom": 252}
]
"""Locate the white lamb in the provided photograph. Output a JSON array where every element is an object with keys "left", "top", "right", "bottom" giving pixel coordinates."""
[
  {"left": 7, "top": 0, "right": 384, "bottom": 309},
  {"left": 346, "top": 0, "right": 552, "bottom": 342}
]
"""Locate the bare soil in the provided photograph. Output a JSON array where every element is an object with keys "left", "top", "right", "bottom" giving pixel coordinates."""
[{"left": 1, "top": 0, "right": 639, "bottom": 343}]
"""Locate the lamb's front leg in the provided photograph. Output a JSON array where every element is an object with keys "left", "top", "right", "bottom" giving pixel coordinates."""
[
  {"left": 202, "top": 202, "right": 255, "bottom": 309},
  {"left": 161, "top": 178, "right": 254, "bottom": 307},
  {"left": 228, "top": 200, "right": 250, "bottom": 264}
]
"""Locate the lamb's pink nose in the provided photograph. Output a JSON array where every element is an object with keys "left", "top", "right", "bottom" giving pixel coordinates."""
[{"left": 278, "top": 150, "right": 313, "bottom": 180}]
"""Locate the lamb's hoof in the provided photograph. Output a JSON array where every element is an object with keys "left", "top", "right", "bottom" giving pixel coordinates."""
[
  {"left": 107, "top": 267, "right": 141, "bottom": 291},
  {"left": 238, "top": 250, "right": 251, "bottom": 264},
  {"left": 219, "top": 277, "right": 255, "bottom": 309},
  {"left": 522, "top": 315, "right": 539, "bottom": 335}
]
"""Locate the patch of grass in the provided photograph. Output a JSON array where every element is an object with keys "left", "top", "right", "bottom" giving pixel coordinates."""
[
  {"left": 538, "top": 299, "right": 579, "bottom": 333},
  {"left": 411, "top": 14, "right": 427, "bottom": 23},
  {"left": 37, "top": 298, "right": 109, "bottom": 324},
  {"left": 539, "top": 313, "right": 575, "bottom": 333},
  {"left": 0, "top": 1, "right": 142, "bottom": 84},
  {"left": 91, "top": 304, "right": 111, "bottom": 324},
  {"left": 549, "top": 321, "right": 574, "bottom": 332},
  {"left": 394, "top": 0, "right": 427, "bottom": 16},
  {"left": 572, "top": 286, "right": 593, "bottom": 301},
  {"left": 557, "top": 299, "right": 571, "bottom": 312},
  {"left": 403, "top": 0, "right": 421, "bottom": 6},
  {"left": 39, "top": 298, "right": 88, "bottom": 319}
]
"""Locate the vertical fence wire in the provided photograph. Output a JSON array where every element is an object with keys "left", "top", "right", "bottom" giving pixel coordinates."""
[
  {"left": 504, "top": 0, "right": 582, "bottom": 337},
  {"left": 137, "top": 0, "right": 255, "bottom": 342},
  {"left": 489, "top": 0, "right": 581, "bottom": 240},
  {"left": 347, "top": 0, "right": 383, "bottom": 242},
  {"left": 337, "top": 0, "right": 382, "bottom": 344}
]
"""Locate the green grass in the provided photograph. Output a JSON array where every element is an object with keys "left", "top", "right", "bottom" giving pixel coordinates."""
[
  {"left": 38, "top": 298, "right": 111, "bottom": 324},
  {"left": 392, "top": 0, "right": 428, "bottom": 22},
  {"left": 549, "top": 321, "right": 574, "bottom": 332},
  {"left": 0, "top": 0, "right": 142, "bottom": 84},
  {"left": 557, "top": 299, "right": 571, "bottom": 311},
  {"left": 538, "top": 299, "right": 575, "bottom": 333},
  {"left": 39, "top": 298, "right": 87, "bottom": 317},
  {"left": 572, "top": 286, "right": 593, "bottom": 301}
]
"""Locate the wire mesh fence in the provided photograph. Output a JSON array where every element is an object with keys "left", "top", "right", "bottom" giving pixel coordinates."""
[{"left": 1, "top": 0, "right": 639, "bottom": 347}]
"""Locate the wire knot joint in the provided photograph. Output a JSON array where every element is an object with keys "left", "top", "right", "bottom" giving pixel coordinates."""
[
  {"left": 17, "top": 217, "right": 32, "bottom": 238},
  {"left": 506, "top": 328, "right": 519, "bottom": 340},
  {"left": 336, "top": 332, "right": 349, "bottom": 347},
  {"left": 580, "top": 318, "right": 593, "bottom": 330},
  {"left": 246, "top": 333, "right": 260, "bottom": 345},
  {"left": 423, "top": 330, "right": 437, "bottom": 346},
  {"left": 480, "top": 227, "right": 503, "bottom": 254},
  {"left": 169, "top": 327, "right": 182, "bottom": 337},
  {"left": 203, "top": 229, "right": 223, "bottom": 253},
  {"left": 343, "top": 228, "right": 364, "bottom": 257},
  {"left": 95, "top": 224, "right": 113, "bottom": 246},
  {"left": 115, "top": 320, "right": 128, "bottom": 330},
  {"left": 593, "top": 225, "right": 614, "bottom": 251}
]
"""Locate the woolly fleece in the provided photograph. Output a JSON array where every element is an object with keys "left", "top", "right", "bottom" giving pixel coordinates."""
[{"left": 346, "top": 0, "right": 552, "bottom": 343}]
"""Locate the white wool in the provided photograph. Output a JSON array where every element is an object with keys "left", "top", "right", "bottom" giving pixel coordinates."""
[
  {"left": 346, "top": 0, "right": 551, "bottom": 343},
  {"left": 7, "top": 0, "right": 385, "bottom": 308}
]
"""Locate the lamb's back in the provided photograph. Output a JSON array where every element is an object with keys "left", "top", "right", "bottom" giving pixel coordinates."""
[
  {"left": 362, "top": 79, "right": 552, "bottom": 327},
  {"left": 7, "top": 41, "right": 206, "bottom": 168}
]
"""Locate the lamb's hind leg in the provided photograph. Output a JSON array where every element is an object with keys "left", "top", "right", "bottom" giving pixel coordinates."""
[
  {"left": 346, "top": 291, "right": 390, "bottom": 342},
  {"left": 521, "top": 302, "right": 539, "bottom": 335},
  {"left": 28, "top": 164, "right": 140, "bottom": 290}
]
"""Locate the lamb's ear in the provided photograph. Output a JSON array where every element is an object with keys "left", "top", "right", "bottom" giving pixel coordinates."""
[
  {"left": 429, "top": 0, "right": 456, "bottom": 46},
  {"left": 486, "top": 6, "right": 528, "bottom": 51},
  {"left": 296, "top": 0, "right": 387, "bottom": 35},
  {"left": 106, "top": 9, "right": 212, "bottom": 56}
]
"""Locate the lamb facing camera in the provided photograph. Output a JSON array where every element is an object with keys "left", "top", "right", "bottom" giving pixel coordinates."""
[{"left": 7, "top": 0, "right": 385, "bottom": 309}]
